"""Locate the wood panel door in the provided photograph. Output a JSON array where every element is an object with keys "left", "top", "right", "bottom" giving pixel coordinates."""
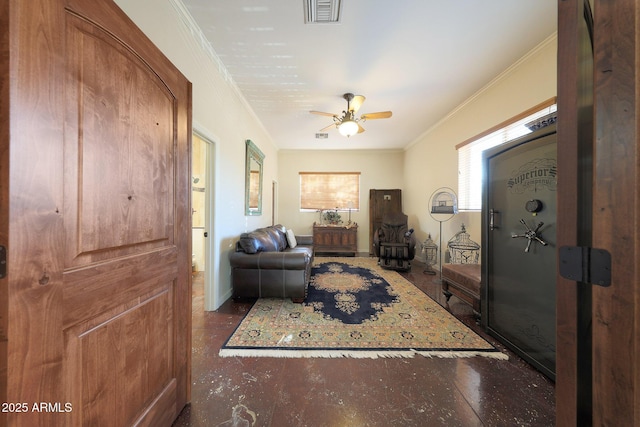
[
  {"left": 369, "top": 189, "right": 402, "bottom": 255},
  {"left": 2, "top": 1, "right": 192, "bottom": 426},
  {"left": 557, "top": 0, "right": 640, "bottom": 425}
]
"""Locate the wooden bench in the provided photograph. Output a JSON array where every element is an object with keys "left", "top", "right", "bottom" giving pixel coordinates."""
[{"left": 442, "top": 263, "right": 481, "bottom": 315}]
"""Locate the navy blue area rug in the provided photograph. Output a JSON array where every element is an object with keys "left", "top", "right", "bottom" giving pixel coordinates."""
[
  {"left": 304, "top": 260, "right": 399, "bottom": 324},
  {"left": 220, "top": 257, "right": 507, "bottom": 359}
]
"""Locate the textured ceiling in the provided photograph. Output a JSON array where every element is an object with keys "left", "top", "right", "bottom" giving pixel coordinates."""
[{"left": 180, "top": 0, "right": 557, "bottom": 150}]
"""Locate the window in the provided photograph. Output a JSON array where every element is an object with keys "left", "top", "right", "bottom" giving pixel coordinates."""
[
  {"left": 457, "top": 98, "right": 557, "bottom": 211},
  {"left": 299, "top": 172, "right": 360, "bottom": 211}
]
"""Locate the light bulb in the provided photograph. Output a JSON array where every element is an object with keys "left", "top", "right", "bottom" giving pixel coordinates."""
[{"left": 338, "top": 120, "right": 358, "bottom": 137}]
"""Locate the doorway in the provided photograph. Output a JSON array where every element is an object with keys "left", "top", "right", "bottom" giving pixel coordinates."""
[
  {"left": 192, "top": 131, "right": 215, "bottom": 308},
  {"left": 192, "top": 134, "right": 207, "bottom": 275}
]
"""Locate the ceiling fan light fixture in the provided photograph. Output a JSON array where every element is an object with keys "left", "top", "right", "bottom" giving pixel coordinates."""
[
  {"left": 338, "top": 119, "right": 358, "bottom": 137},
  {"left": 310, "top": 92, "right": 391, "bottom": 137}
]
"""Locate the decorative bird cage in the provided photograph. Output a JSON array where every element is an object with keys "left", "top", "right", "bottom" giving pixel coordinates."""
[
  {"left": 431, "top": 190, "right": 458, "bottom": 215},
  {"left": 447, "top": 224, "right": 480, "bottom": 264},
  {"left": 421, "top": 234, "right": 438, "bottom": 275},
  {"left": 428, "top": 187, "right": 458, "bottom": 281}
]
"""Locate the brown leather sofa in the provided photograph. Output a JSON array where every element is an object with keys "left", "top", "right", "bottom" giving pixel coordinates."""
[{"left": 229, "top": 224, "right": 313, "bottom": 302}]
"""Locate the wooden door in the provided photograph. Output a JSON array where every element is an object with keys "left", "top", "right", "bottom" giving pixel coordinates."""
[
  {"left": 1, "top": 1, "right": 192, "bottom": 426},
  {"left": 557, "top": 0, "right": 640, "bottom": 425},
  {"left": 369, "top": 189, "right": 402, "bottom": 255}
]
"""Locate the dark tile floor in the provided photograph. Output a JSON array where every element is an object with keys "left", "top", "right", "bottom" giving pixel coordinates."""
[{"left": 173, "top": 259, "right": 555, "bottom": 427}]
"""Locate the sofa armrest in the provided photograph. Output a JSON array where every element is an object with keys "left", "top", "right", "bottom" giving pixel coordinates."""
[
  {"left": 229, "top": 250, "right": 309, "bottom": 270},
  {"left": 295, "top": 234, "right": 313, "bottom": 246}
]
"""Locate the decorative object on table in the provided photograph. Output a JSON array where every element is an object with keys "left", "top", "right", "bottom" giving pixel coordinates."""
[
  {"left": 347, "top": 201, "right": 354, "bottom": 224},
  {"left": 220, "top": 257, "right": 506, "bottom": 360},
  {"left": 322, "top": 209, "right": 342, "bottom": 225},
  {"left": 429, "top": 187, "right": 458, "bottom": 280},
  {"left": 373, "top": 211, "right": 416, "bottom": 271},
  {"left": 447, "top": 224, "right": 480, "bottom": 264},
  {"left": 421, "top": 233, "right": 438, "bottom": 275}
]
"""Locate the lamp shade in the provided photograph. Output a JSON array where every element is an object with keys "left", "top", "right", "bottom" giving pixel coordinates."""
[{"left": 338, "top": 119, "right": 358, "bottom": 137}]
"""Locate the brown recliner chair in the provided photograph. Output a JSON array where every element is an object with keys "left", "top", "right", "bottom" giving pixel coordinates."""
[{"left": 373, "top": 212, "right": 416, "bottom": 271}]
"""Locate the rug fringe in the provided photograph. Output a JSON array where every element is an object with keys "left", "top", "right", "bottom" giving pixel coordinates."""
[
  {"left": 415, "top": 350, "right": 509, "bottom": 360},
  {"left": 219, "top": 348, "right": 509, "bottom": 360}
]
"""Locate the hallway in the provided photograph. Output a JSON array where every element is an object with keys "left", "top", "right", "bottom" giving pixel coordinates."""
[{"left": 174, "top": 259, "right": 555, "bottom": 426}]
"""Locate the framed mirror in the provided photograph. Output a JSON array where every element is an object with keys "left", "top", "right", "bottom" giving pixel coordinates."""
[{"left": 245, "top": 139, "right": 265, "bottom": 215}]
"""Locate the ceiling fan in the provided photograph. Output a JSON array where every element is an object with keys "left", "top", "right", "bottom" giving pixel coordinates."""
[{"left": 310, "top": 93, "right": 392, "bottom": 137}]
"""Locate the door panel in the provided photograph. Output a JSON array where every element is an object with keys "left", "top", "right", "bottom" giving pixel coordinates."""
[
  {"left": 62, "top": 249, "right": 177, "bottom": 329},
  {"left": 65, "top": 287, "right": 174, "bottom": 426},
  {"left": 4, "top": 1, "right": 191, "bottom": 426},
  {"left": 64, "top": 13, "right": 175, "bottom": 268}
]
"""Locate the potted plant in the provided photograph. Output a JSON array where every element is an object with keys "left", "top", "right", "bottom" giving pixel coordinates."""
[{"left": 323, "top": 209, "right": 342, "bottom": 225}]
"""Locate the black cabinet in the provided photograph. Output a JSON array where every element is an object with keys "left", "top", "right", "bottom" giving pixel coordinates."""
[{"left": 482, "top": 125, "right": 557, "bottom": 380}]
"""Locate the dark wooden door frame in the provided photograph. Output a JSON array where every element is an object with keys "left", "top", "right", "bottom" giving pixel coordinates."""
[
  {"left": 557, "top": 0, "right": 639, "bottom": 425},
  {"left": 557, "top": 0, "right": 593, "bottom": 424}
]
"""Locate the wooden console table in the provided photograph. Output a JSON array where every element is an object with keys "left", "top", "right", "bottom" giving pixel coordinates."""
[{"left": 313, "top": 223, "right": 358, "bottom": 256}]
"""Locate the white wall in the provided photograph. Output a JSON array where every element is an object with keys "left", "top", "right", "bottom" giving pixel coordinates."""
[
  {"left": 115, "top": 0, "right": 279, "bottom": 309},
  {"left": 113, "top": 0, "right": 558, "bottom": 307},
  {"left": 403, "top": 34, "right": 557, "bottom": 267},
  {"left": 278, "top": 149, "right": 405, "bottom": 253}
]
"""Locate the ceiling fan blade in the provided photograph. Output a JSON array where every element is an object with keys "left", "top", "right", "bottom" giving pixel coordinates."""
[
  {"left": 357, "top": 123, "right": 366, "bottom": 133},
  {"left": 310, "top": 110, "right": 337, "bottom": 117},
  {"left": 360, "top": 111, "right": 392, "bottom": 120},
  {"left": 319, "top": 123, "right": 337, "bottom": 132},
  {"left": 349, "top": 95, "right": 366, "bottom": 113}
]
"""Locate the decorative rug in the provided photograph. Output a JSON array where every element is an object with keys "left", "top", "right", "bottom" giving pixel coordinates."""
[{"left": 220, "top": 257, "right": 507, "bottom": 359}]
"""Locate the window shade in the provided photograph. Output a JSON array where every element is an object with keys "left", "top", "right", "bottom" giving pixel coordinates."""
[
  {"left": 300, "top": 172, "right": 360, "bottom": 210},
  {"left": 457, "top": 99, "right": 557, "bottom": 211}
]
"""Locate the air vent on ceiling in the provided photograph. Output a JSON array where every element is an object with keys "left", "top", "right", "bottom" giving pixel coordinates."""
[
  {"left": 304, "top": 0, "right": 342, "bottom": 24},
  {"left": 315, "top": 133, "right": 329, "bottom": 139}
]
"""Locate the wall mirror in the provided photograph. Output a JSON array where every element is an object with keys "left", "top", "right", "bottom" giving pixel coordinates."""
[{"left": 245, "top": 139, "right": 265, "bottom": 215}]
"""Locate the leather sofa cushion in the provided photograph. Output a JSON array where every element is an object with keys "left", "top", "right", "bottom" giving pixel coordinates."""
[
  {"left": 239, "top": 229, "right": 278, "bottom": 253},
  {"left": 265, "top": 224, "right": 287, "bottom": 251},
  {"left": 238, "top": 224, "right": 288, "bottom": 254},
  {"left": 283, "top": 245, "right": 312, "bottom": 258}
]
